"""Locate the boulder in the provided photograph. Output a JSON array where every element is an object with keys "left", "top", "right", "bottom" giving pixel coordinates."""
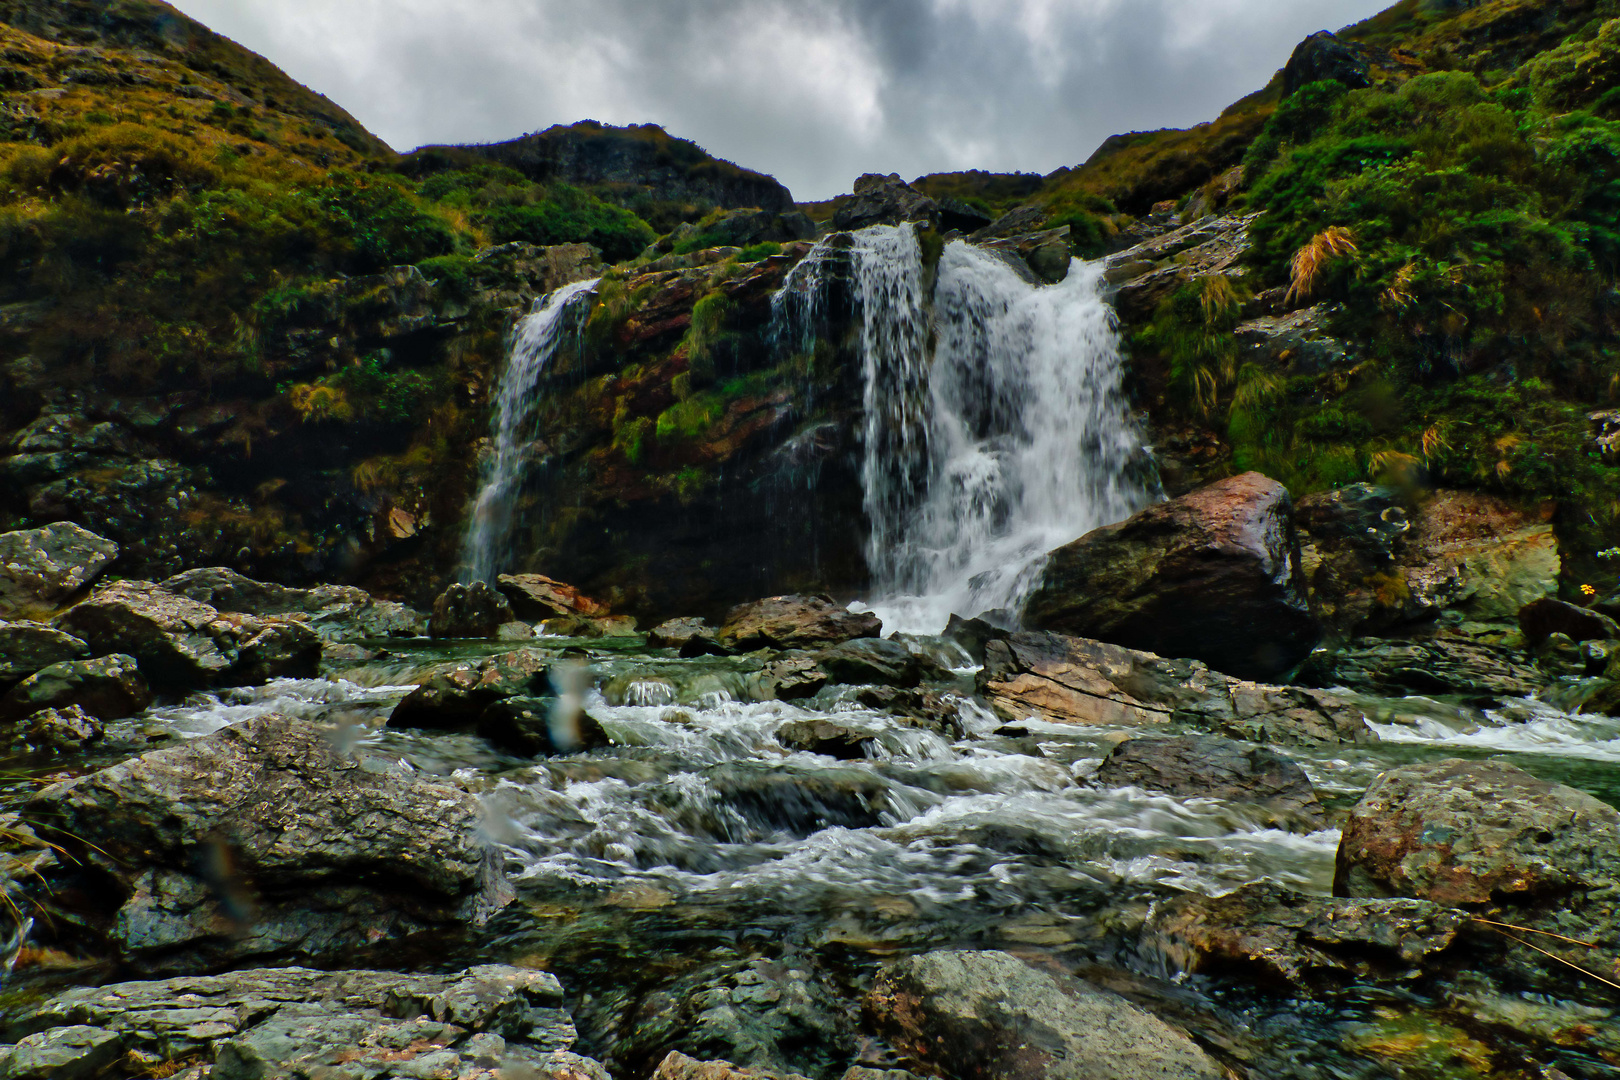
[
  {"left": 866, "top": 950, "right": 1222, "bottom": 1080},
  {"left": 161, "top": 567, "right": 425, "bottom": 640},
  {"left": 0, "top": 966, "right": 584, "bottom": 1079},
  {"left": 1401, "top": 491, "right": 1561, "bottom": 623},
  {"left": 429, "top": 581, "right": 515, "bottom": 639},
  {"left": 649, "top": 616, "right": 726, "bottom": 657},
  {"left": 26, "top": 713, "right": 512, "bottom": 970},
  {"left": 54, "top": 581, "right": 319, "bottom": 689},
  {"left": 1297, "top": 637, "right": 1546, "bottom": 700},
  {"left": 20, "top": 704, "right": 104, "bottom": 752},
  {"left": 941, "top": 614, "right": 1011, "bottom": 665},
  {"left": 832, "top": 174, "right": 939, "bottom": 231},
  {"left": 815, "top": 638, "right": 948, "bottom": 688},
  {"left": 390, "top": 651, "right": 552, "bottom": 730},
  {"left": 0, "top": 619, "right": 88, "bottom": 684},
  {"left": 478, "top": 697, "right": 611, "bottom": 756},
  {"left": 754, "top": 655, "right": 830, "bottom": 701},
  {"left": 1096, "top": 735, "right": 1324, "bottom": 828},
  {"left": 1281, "top": 31, "right": 1372, "bottom": 96},
  {"left": 1023, "top": 472, "right": 1319, "bottom": 681},
  {"left": 653, "top": 1052, "right": 813, "bottom": 1080},
  {"left": 718, "top": 595, "right": 882, "bottom": 652},
  {"left": 1518, "top": 597, "right": 1620, "bottom": 647},
  {"left": 496, "top": 572, "right": 610, "bottom": 620},
  {"left": 1143, "top": 882, "right": 1466, "bottom": 990},
  {"left": 0, "top": 521, "right": 118, "bottom": 615},
  {"left": 0, "top": 653, "right": 149, "bottom": 721},
  {"left": 777, "top": 719, "right": 876, "bottom": 760},
  {"left": 539, "top": 614, "right": 639, "bottom": 638}
]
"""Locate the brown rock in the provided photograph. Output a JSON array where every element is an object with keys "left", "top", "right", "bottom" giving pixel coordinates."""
[
  {"left": 496, "top": 573, "right": 609, "bottom": 620},
  {"left": 428, "top": 582, "right": 514, "bottom": 639},
  {"left": 777, "top": 719, "right": 876, "bottom": 760},
  {"left": 718, "top": 595, "right": 881, "bottom": 652},
  {"left": 652, "top": 1051, "right": 813, "bottom": 1080},
  {"left": 1097, "top": 735, "right": 1324, "bottom": 828}
]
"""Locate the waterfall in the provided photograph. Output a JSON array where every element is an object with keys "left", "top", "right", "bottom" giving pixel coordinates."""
[
  {"left": 775, "top": 225, "right": 1155, "bottom": 634},
  {"left": 460, "top": 277, "right": 599, "bottom": 583}
]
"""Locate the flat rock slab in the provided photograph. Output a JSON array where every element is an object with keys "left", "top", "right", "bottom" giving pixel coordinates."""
[
  {"left": 867, "top": 950, "right": 1222, "bottom": 1080},
  {"left": 0, "top": 965, "right": 586, "bottom": 1080}
]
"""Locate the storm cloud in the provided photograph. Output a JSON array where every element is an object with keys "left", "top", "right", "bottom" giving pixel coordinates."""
[{"left": 168, "top": 0, "right": 1391, "bottom": 200}]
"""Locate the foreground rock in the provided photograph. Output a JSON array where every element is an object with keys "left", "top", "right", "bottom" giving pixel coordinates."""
[
  {"left": 815, "top": 637, "right": 949, "bottom": 688},
  {"left": 430, "top": 581, "right": 517, "bottom": 639},
  {"left": 0, "top": 965, "right": 588, "bottom": 1079},
  {"left": 718, "top": 595, "right": 882, "bottom": 652},
  {"left": 1024, "top": 472, "right": 1319, "bottom": 680},
  {"left": 1144, "top": 883, "right": 1466, "bottom": 991},
  {"left": 0, "top": 521, "right": 119, "bottom": 615},
  {"left": 27, "top": 713, "right": 511, "bottom": 971},
  {"left": 0, "top": 619, "right": 88, "bottom": 684},
  {"left": 0, "top": 653, "right": 149, "bottom": 721},
  {"left": 867, "top": 950, "right": 1222, "bottom": 1080},
  {"left": 162, "top": 566, "right": 425, "bottom": 640},
  {"left": 390, "top": 650, "right": 553, "bottom": 729},
  {"left": 980, "top": 631, "right": 1371, "bottom": 746},
  {"left": 55, "top": 580, "right": 320, "bottom": 689},
  {"left": 1096, "top": 735, "right": 1324, "bottom": 829}
]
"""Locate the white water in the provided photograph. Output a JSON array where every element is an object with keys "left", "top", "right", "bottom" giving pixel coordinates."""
[
  {"left": 774, "top": 225, "right": 1154, "bottom": 633},
  {"left": 460, "top": 278, "right": 600, "bottom": 583}
]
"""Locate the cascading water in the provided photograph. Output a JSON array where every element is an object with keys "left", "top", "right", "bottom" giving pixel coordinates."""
[
  {"left": 460, "top": 277, "right": 599, "bottom": 583},
  {"left": 774, "top": 226, "right": 1156, "bottom": 633}
]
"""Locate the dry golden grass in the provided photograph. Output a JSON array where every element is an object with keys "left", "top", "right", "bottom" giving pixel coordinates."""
[{"left": 1286, "top": 227, "right": 1359, "bottom": 307}]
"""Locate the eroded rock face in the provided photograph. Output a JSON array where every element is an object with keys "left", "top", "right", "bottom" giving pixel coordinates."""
[
  {"left": 832, "top": 174, "right": 939, "bottom": 231},
  {"left": 866, "top": 950, "right": 1222, "bottom": 1080},
  {"left": 1096, "top": 735, "right": 1324, "bottom": 829},
  {"left": 1023, "top": 472, "right": 1319, "bottom": 681},
  {"left": 0, "top": 521, "right": 118, "bottom": 615},
  {"left": 0, "top": 653, "right": 149, "bottom": 721},
  {"left": 718, "top": 596, "right": 882, "bottom": 652},
  {"left": 0, "top": 619, "right": 88, "bottom": 684},
  {"left": 0, "top": 965, "right": 585, "bottom": 1080},
  {"left": 430, "top": 581, "right": 516, "bottom": 639},
  {"left": 27, "top": 713, "right": 512, "bottom": 971}
]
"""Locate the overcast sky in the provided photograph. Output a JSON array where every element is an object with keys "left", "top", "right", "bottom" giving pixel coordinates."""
[{"left": 169, "top": 0, "right": 1391, "bottom": 201}]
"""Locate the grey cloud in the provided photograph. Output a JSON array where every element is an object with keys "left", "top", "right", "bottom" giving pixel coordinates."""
[{"left": 171, "top": 0, "right": 1390, "bottom": 201}]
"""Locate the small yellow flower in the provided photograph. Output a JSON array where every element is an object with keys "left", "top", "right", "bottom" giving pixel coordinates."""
[{"left": 1581, "top": 584, "right": 1598, "bottom": 597}]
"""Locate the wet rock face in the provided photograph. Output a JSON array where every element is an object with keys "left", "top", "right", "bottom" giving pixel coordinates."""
[
  {"left": 1335, "top": 759, "right": 1620, "bottom": 908},
  {"left": 478, "top": 696, "right": 610, "bottom": 756},
  {"left": 0, "top": 521, "right": 118, "bottom": 615},
  {"left": 390, "top": 650, "right": 553, "bottom": 730},
  {"left": 430, "top": 581, "right": 516, "bottom": 639},
  {"left": 1023, "top": 472, "right": 1320, "bottom": 681},
  {"left": 0, "top": 619, "right": 88, "bottom": 684},
  {"left": 1096, "top": 735, "right": 1324, "bottom": 829},
  {"left": 866, "top": 950, "right": 1223, "bottom": 1080},
  {"left": 0, "top": 965, "right": 585, "bottom": 1080},
  {"left": 777, "top": 719, "right": 876, "bottom": 760},
  {"left": 718, "top": 596, "right": 882, "bottom": 652},
  {"left": 27, "top": 713, "right": 512, "bottom": 971},
  {"left": 0, "top": 653, "right": 149, "bottom": 721}
]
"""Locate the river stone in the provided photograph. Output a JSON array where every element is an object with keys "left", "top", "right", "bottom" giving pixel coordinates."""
[
  {"left": 26, "top": 713, "right": 512, "bottom": 970},
  {"left": 479, "top": 697, "right": 610, "bottom": 756},
  {"left": 1023, "top": 472, "right": 1320, "bottom": 681},
  {"left": 0, "top": 1024, "right": 121, "bottom": 1080},
  {"left": 719, "top": 595, "right": 882, "bottom": 651},
  {"left": 942, "top": 614, "right": 1012, "bottom": 665},
  {"left": 429, "top": 581, "right": 515, "bottom": 639},
  {"left": 754, "top": 655, "right": 830, "bottom": 701},
  {"left": 1096, "top": 735, "right": 1324, "bottom": 828},
  {"left": 1144, "top": 882, "right": 1466, "bottom": 990},
  {"left": 20, "top": 704, "right": 103, "bottom": 751},
  {"left": 161, "top": 566, "right": 425, "bottom": 641},
  {"left": 540, "top": 614, "right": 640, "bottom": 638},
  {"left": 390, "top": 650, "right": 552, "bottom": 730},
  {"left": 0, "top": 619, "right": 88, "bottom": 684},
  {"left": 497, "top": 572, "right": 609, "bottom": 620},
  {"left": 1335, "top": 759, "right": 1620, "bottom": 907},
  {"left": 0, "top": 521, "right": 119, "bottom": 615},
  {"left": 1297, "top": 637, "right": 1546, "bottom": 700},
  {"left": 816, "top": 637, "right": 947, "bottom": 688},
  {"left": 0, "top": 653, "right": 149, "bottom": 721},
  {"left": 1518, "top": 597, "right": 1620, "bottom": 647},
  {"left": 0, "top": 966, "right": 581, "bottom": 1078},
  {"left": 653, "top": 1052, "right": 814, "bottom": 1080},
  {"left": 866, "top": 950, "right": 1222, "bottom": 1080},
  {"left": 649, "top": 616, "right": 726, "bottom": 656},
  {"left": 777, "top": 719, "right": 876, "bottom": 760}
]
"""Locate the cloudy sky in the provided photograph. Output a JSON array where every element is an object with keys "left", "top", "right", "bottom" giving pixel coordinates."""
[{"left": 169, "top": 0, "right": 1391, "bottom": 201}]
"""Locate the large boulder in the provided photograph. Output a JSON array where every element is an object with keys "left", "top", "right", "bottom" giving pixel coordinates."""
[
  {"left": 1297, "top": 637, "right": 1546, "bottom": 700},
  {"left": 815, "top": 638, "right": 948, "bottom": 688},
  {"left": 54, "top": 581, "right": 320, "bottom": 689},
  {"left": 496, "top": 572, "right": 610, "bottom": 621},
  {"left": 1096, "top": 735, "right": 1324, "bottom": 829},
  {"left": 1023, "top": 473, "right": 1320, "bottom": 681},
  {"left": 0, "top": 653, "right": 150, "bottom": 721},
  {"left": 832, "top": 173, "right": 939, "bottom": 232},
  {"left": 26, "top": 713, "right": 512, "bottom": 971},
  {"left": 162, "top": 567, "right": 425, "bottom": 640},
  {"left": 429, "top": 581, "right": 515, "bottom": 639},
  {"left": 0, "top": 965, "right": 585, "bottom": 1079},
  {"left": 1281, "top": 31, "right": 1372, "bottom": 96},
  {"left": 390, "top": 650, "right": 553, "bottom": 730},
  {"left": 0, "top": 521, "right": 118, "bottom": 615},
  {"left": 0, "top": 619, "right": 88, "bottom": 684},
  {"left": 718, "top": 595, "right": 882, "bottom": 652},
  {"left": 866, "top": 950, "right": 1222, "bottom": 1080},
  {"left": 1518, "top": 597, "right": 1620, "bottom": 647}
]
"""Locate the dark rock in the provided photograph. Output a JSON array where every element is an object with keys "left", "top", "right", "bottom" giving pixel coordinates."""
[
  {"left": 1536, "top": 632, "right": 1584, "bottom": 677},
  {"left": 1096, "top": 735, "right": 1324, "bottom": 828},
  {"left": 21, "top": 704, "right": 103, "bottom": 751},
  {"left": 1583, "top": 679, "right": 1620, "bottom": 717},
  {"left": 1144, "top": 882, "right": 1466, "bottom": 990},
  {"left": 161, "top": 567, "right": 425, "bottom": 641},
  {"left": 856, "top": 686, "right": 964, "bottom": 733},
  {"left": 390, "top": 650, "right": 552, "bottom": 730},
  {"left": 1282, "top": 31, "right": 1372, "bottom": 96},
  {"left": 1297, "top": 637, "right": 1546, "bottom": 700},
  {"left": 27, "top": 713, "right": 512, "bottom": 971},
  {"left": 429, "top": 581, "right": 515, "bottom": 639},
  {"left": 539, "top": 614, "right": 639, "bottom": 638},
  {"left": 941, "top": 614, "right": 1011, "bottom": 665},
  {"left": 832, "top": 174, "right": 939, "bottom": 231},
  {"left": 649, "top": 616, "right": 726, "bottom": 657},
  {"left": 1024, "top": 472, "right": 1320, "bottom": 681},
  {"left": 0, "top": 965, "right": 582, "bottom": 1079},
  {"left": 719, "top": 595, "right": 882, "bottom": 652},
  {"left": 1582, "top": 638, "right": 1618, "bottom": 678},
  {"left": 777, "top": 719, "right": 875, "bottom": 760},
  {"left": 1519, "top": 597, "right": 1620, "bottom": 647},
  {"left": 938, "top": 197, "right": 995, "bottom": 233},
  {"left": 1293, "top": 483, "right": 1419, "bottom": 637},
  {"left": 0, "top": 521, "right": 119, "bottom": 615},
  {"left": 756, "top": 655, "right": 829, "bottom": 701},
  {"left": 815, "top": 637, "right": 947, "bottom": 688},
  {"left": 866, "top": 950, "right": 1222, "bottom": 1080},
  {"left": 0, "top": 653, "right": 149, "bottom": 721},
  {"left": 496, "top": 572, "right": 610, "bottom": 620},
  {"left": 478, "top": 697, "right": 610, "bottom": 756},
  {"left": 0, "top": 619, "right": 88, "bottom": 684},
  {"left": 54, "top": 581, "right": 319, "bottom": 689}
]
